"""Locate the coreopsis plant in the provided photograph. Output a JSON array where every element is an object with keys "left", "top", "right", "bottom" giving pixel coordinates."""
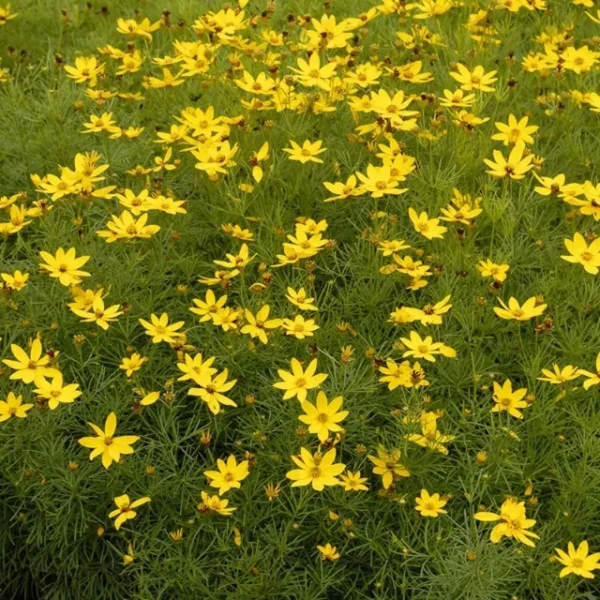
[{"left": 2, "top": 0, "right": 600, "bottom": 597}]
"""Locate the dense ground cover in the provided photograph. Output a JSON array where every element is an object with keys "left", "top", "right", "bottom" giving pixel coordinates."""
[{"left": 2, "top": 0, "right": 600, "bottom": 598}]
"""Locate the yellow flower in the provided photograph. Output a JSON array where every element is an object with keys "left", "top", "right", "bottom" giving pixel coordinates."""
[
  {"left": 214, "top": 243, "right": 255, "bottom": 270},
  {"left": 273, "top": 358, "right": 328, "bottom": 402},
  {"left": 282, "top": 315, "right": 319, "bottom": 340},
  {"left": 119, "top": 353, "right": 148, "bottom": 378},
  {"left": 478, "top": 259, "right": 509, "bottom": 282},
  {"left": 176, "top": 352, "right": 217, "bottom": 384},
  {"left": 449, "top": 63, "right": 497, "bottom": 92},
  {"left": 78, "top": 412, "right": 140, "bottom": 469},
  {"left": 368, "top": 447, "right": 409, "bottom": 489},
  {"left": 323, "top": 175, "right": 362, "bottom": 202},
  {"left": 286, "top": 447, "right": 346, "bottom": 491},
  {"left": 197, "top": 491, "right": 236, "bottom": 516},
  {"left": 537, "top": 364, "right": 580, "bottom": 384},
  {"left": 555, "top": 541, "right": 600, "bottom": 579},
  {"left": 561, "top": 232, "right": 600, "bottom": 275},
  {"left": 188, "top": 369, "right": 238, "bottom": 415},
  {"left": 0, "top": 392, "right": 33, "bottom": 422},
  {"left": 116, "top": 17, "right": 161, "bottom": 41},
  {"left": 317, "top": 543, "right": 341, "bottom": 561},
  {"left": 139, "top": 313, "right": 185, "bottom": 344},
  {"left": 405, "top": 411, "right": 454, "bottom": 454},
  {"left": 408, "top": 208, "right": 447, "bottom": 240},
  {"left": 33, "top": 373, "right": 81, "bottom": 410},
  {"left": 290, "top": 53, "right": 337, "bottom": 90},
  {"left": 285, "top": 287, "right": 318, "bottom": 311},
  {"left": 298, "top": 392, "right": 348, "bottom": 442},
  {"left": 204, "top": 455, "right": 249, "bottom": 495},
  {"left": 483, "top": 142, "right": 534, "bottom": 180},
  {"left": 493, "top": 296, "right": 547, "bottom": 321},
  {"left": 109, "top": 495, "right": 151, "bottom": 530},
  {"left": 492, "top": 379, "right": 528, "bottom": 418},
  {"left": 415, "top": 489, "right": 448, "bottom": 517},
  {"left": 474, "top": 498, "right": 539, "bottom": 547},
  {"left": 241, "top": 305, "right": 282, "bottom": 344},
  {"left": 340, "top": 471, "right": 369, "bottom": 492},
  {"left": 356, "top": 164, "right": 408, "bottom": 198},
  {"left": 1, "top": 269, "right": 29, "bottom": 290},
  {"left": 71, "top": 296, "right": 123, "bottom": 330},
  {"left": 283, "top": 140, "right": 327, "bottom": 164},
  {"left": 491, "top": 114, "right": 538, "bottom": 146},
  {"left": 400, "top": 331, "right": 456, "bottom": 362},
  {"left": 39, "top": 247, "right": 90, "bottom": 287},
  {"left": 3, "top": 339, "right": 60, "bottom": 386}
]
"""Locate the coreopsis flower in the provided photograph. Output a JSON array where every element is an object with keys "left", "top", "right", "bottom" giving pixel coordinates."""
[
  {"left": 33, "top": 373, "right": 82, "bottom": 410},
  {"left": 474, "top": 498, "right": 539, "bottom": 547},
  {"left": 188, "top": 369, "right": 237, "bottom": 415},
  {"left": 78, "top": 412, "right": 140, "bottom": 469},
  {"left": 438, "top": 89, "right": 476, "bottom": 108},
  {"left": 1, "top": 270, "right": 28, "bottom": 290},
  {"left": 139, "top": 313, "right": 185, "bottom": 344},
  {"left": 286, "top": 447, "right": 346, "bottom": 491},
  {"left": 478, "top": 259, "right": 509, "bottom": 282},
  {"left": 189, "top": 290, "right": 228, "bottom": 323},
  {"left": 449, "top": 63, "right": 497, "bottom": 92},
  {"left": 282, "top": 315, "right": 319, "bottom": 339},
  {"left": 290, "top": 53, "right": 337, "bottom": 90},
  {"left": 555, "top": 541, "right": 600, "bottom": 579},
  {"left": 340, "top": 471, "right": 369, "bottom": 492},
  {"left": 204, "top": 455, "right": 249, "bottom": 495},
  {"left": 39, "top": 248, "right": 90, "bottom": 287},
  {"left": 3, "top": 339, "right": 60, "bottom": 386},
  {"left": 494, "top": 296, "right": 547, "bottom": 321},
  {"left": 119, "top": 353, "right": 148, "bottom": 378},
  {"left": 492, "top": 379, "right": 528, "bottom": 418},
  {"left": 116, "top": 17, "right": 161, "bottom": 41},
  {"left": 81, "top": 112, "right": 117, "bottom": 134},
  {"left": 415, "top": 490, "right": 448, "bottom": 517},
  {"left": 561, "top": 233, "right": 600, "bottom": 275},
  {"left": 400, "top": 331, "right": 457, "bottom": 362},
  {"left": 317, "top": 543, "right": 341, "bottom": 561},
  {"left": 198, "top": 491, "right": 236, "bottom": 516},
  {"left": 532, "top": 172, "right": 567, "bottom": 196},
  {"left": 240, "top": 305, "right": 282, "bottom": 344},
  {"left": 368, "top": 447, "right": 410, "bottom": 489},
  {"left": 273, "top": 358, "right": 328, "bottom": 402},
  {"left": 537, "top": 364, "right": 580, "bottom": 384},
  {"left": 96, "top": 211, "right": 161, "bottom": 242},
  {"left": 580, "top": 352, "right": 600, "bottom": 389},
  {"left": 484, "top": 142, "right": 534, "bottom": 180},
  {"left": 298, "top": 392, "right": 348, "bottom": 442},
  {"left": 177, "top": 353, "right": 217, "bottom": 385},
  {"left": 406, "top": 411, "right": 454, "bottom": 454},
  {"left": 71, "top": 296, "right": 123, "bottom": 330},
  {"left": 408, "top": 208, "right": 447, "bottom": 240},
  {"left": 64, "top": 56, "right": 104, "bottom": 86},
  {"left": 379, "top": 359, "right": 429, "bottom": 390},
  {"left": 356, "top": 165, "right": 408, "bottom": 198},
  {"left": 285, "top": 287, "right": 318, "bottom": 311},
  {"left": 0, "top": 392, "right": 33, "bottom": 422},
  {"left": 236, "top": 71, "right": 277, "bottom": 95},
  {"left": 323, "top": 175, "right": 362, "bottom": 202},
  {"left": 109, "top": 495, "right": 151, "bottom": 530},
  {"left": 283, "top": 140, "right": 327, "bottom": 164},
  {"left": 214, "top": 243, "right": 255, "bottom": 270},
  {"left": 491, "top": 114, "right": 538, "bottom": 146}
]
